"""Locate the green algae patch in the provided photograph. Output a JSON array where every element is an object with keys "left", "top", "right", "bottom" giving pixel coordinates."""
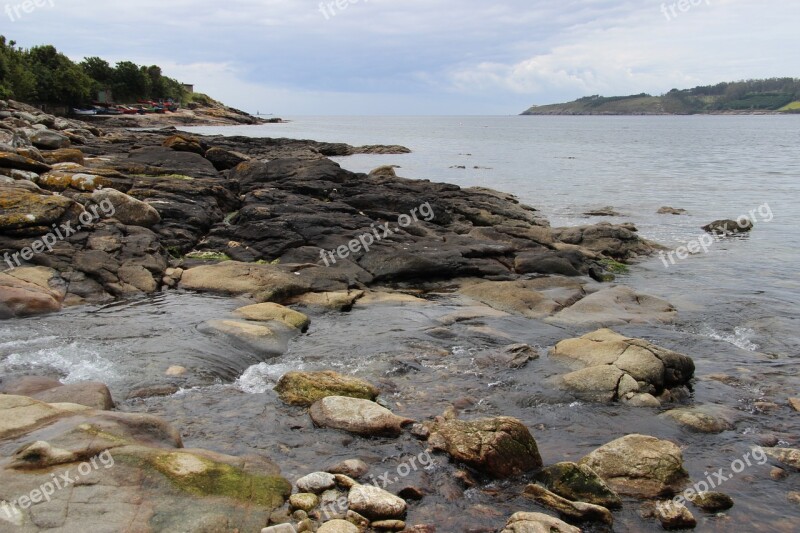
[{"left": 152, "top": 452, "right": 291, "bottom": 509}]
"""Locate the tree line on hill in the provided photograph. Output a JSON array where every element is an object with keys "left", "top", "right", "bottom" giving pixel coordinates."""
[{"left": 0, "top": 36, "right": 187, "bottom": 106}]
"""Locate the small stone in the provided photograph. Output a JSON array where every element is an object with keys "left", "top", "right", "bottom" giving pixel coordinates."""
[
  {"left": 333, "top": 474, "right": 358, "bottom": 489},
  {"left": 297, "top": 472, "right": 337, "bottom": 494},
  {"left": 688, "top": 492, "right": 734, "bottom": 512},
  {"left": 755, "top": 401, "right": 780, "bottom": 411},
  {"left": 165, "top": 365, "right": 187, "bottom": 376},
  {"left": 345, "top": 510, "right": 370, "bottom": 529},
  {"left": 348, "top": 484, "right": 407, "bottom": 520},
  {"left": 318, "top": 519, "right": 359, "bottom": 533},
  {"left": 296, "top": 519, "right": 314, "bottom": 533},
  {"left": 290, "top": 493, "right": 320, "bottom": 512},
  {"left": 788, "top": 492, "right": 800, "bottom": 505},
  {"left": 410, "top": 423, "right": 430, "bottom": 440},
  {"left": 789, "top": 398, "right": 800, "bottom": 412},
  {"left": 328, "top": 458, "right": 369, "bottom": 478},
  {"left": 771, "top": 467, "right": 788, "bottom": 480},
  {"left": 292, "top": 510, "right": 309, "bottom": 521},
  {"left": 261, "top": 525, "right": 297, "bottom": 533},
  {"left": 398, "top": 486, "right": 425, "bottom": 500},
  {"left": 372, "top": 520, "right": 406, "bottom": 530},
  {"left": 654, "top": 500, "right": 697, "bottom": 530}
]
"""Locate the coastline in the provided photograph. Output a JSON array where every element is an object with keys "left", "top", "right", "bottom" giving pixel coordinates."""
[{"left": 1, "top": 99, "right": 798, "bottom": 532}]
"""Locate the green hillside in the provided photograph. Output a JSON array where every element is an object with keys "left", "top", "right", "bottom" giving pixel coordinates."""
[{"left": 522, "top": 78, "right": 800, "bottom": 115}]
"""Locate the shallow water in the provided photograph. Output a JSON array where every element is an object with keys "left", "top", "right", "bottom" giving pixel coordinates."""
[{"left": 2, "top": 116, "right": 799, "bottom": 531}]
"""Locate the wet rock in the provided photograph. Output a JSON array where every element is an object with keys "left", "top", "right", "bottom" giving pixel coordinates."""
[
  {"left": 523, "top": 483, "right": 614, "bottom": 525},
  {"left": 688, "top": 491, "right": 734, "bottom": 512},
  {"left": 127, "top": 384, "right": 180, "bottom": 400},
  {"left": 703, "top": 218, "right": 753, "bottom": 234},
  {"left": 771, "top": 467, "right": 788, "bottom": 480},
  {"left": 552, "top": 222, "right": 660, "bottom": 261},
  {"left": 789, "top": 397, "right": 800, "bottom": 412},
  {"left": 372, "top": 520, "right": 406, "bottom": 530},
  {"left": 0, "top": 270, "right": 64, "bottom": 319},
  {"left": 658, "top": 207, "right": 688, "bottom": 215},
  {"left": 328, "top": 458, "right": 370, "bottom": 479},
  {"left": 290, "top": 492, "right": 321, "bottom": 511},
  {"left": 348, "top": 484, "right": 407, "bottom": 520},
  {"left": 426, "top": 415, "right": 542, "bottom": 478},
  {"left": 535, "top": 461, "right": 622, "bottom": 509},
  {"left": 91, "top": 188, "right": 161, "bottom": 228},
  {"left": 653, "top": 500, "right": 697, "bottom": 530},
  {"left": 552, "top": 328, "right": 694, "bottom": 403},
  {"left": 579, "top": 434, "right": 689, "bottom": 498},
  {"left": 179, "top": 261, "right": 312, "bottom": 303},
  {"left": 513, "top": 250, "right": 583, "bottom": 276},
  {"left": 318, "top": 519, "right": 360, "bottom": 533},
  {"left": 205, "top": 146, "right": 250, "bottom": 170},
  {"left": 460, "top": 277, "right": 585, "bottom": 319},
  {"left": 32, "top": 382, "right": 115, "bottom": 410},
  {"left": 584, "top": 206, "right": 622, "bottom": 217},
  {"left": 333, "top": 473, "right": 358, "bottom": 489},
  {"left": 297, "top": 472, "right": 337, "bottom": 494},
  {"left": 309, "top": 396, "right": 413, "bottom": 437},
  {"left": 549, "top": 286, "right": 677, "bottom": 326},
  {"left": 763, "top": 448, "right": 800, "bottom": 470},
  {"left": 235, "top": 302, "right": 311, "bottom": 331},
  {"left": 661, "top": 406, "right": 736, "bottom": 433},
  {"left": 30, "top": 130, "right": 71, "bottom": 149},
  {"left": 289, "top": 290, "right": 365, "bottom": 311},
  {"left": 163, "top": 133, "right": 205, "bottom": 155},
  {"left": 0, "top": 151, "right": 52, "bottom": 173},
  {"left": 501, "top": 512, "right": 580, "bottom": 533},
  {"left": 262, "top": 525, "right": 298, "bottom": 533},
  {"left": 276, "top": 371, "right": 379, "bottom": 406},
  {"left": 165, "top": 365, "right": 187, "bottom": 376},
  {"left": 0, "top": 375, "right": 62, "bottom": 395},
  {"left": 42, "top": 148, "right": 85, "bottom": 165},
  {"left": 788, "top": 492, "right": 800, "bottom": 505},
  {"left": 200, "top": 319, "right": 291, "bottom": 357}
]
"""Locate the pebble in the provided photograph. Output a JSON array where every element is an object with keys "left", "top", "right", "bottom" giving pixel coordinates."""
[
  {"left": 297, "top": 472, "right": 337, "bottom": 494},
  {"left": 289, "top": 493, "right": 320, "bottom": 512},
  {"left": 328, "top": 458, "right": 369, "bottom": 478},
  {"left": 318, "top": 519, "right": 359, "bottom": 533}
]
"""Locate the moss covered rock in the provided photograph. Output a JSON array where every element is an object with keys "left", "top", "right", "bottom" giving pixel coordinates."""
[
  {"left": 275, "top": 370, "right": 379, "bottom": 406},
  {"left": 535, "top": 461, "right": 622, "bottom": 509}
]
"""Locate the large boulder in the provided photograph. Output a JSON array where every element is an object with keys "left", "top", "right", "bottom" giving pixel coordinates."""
[
  {"left": 579, "top": 434, "right": 689, "bottom": 498},
  {"left": 31, "top": 382, "right": 115, "bottom": 410},
  {"left": 426, "top": 415, "right": 542, "bottom": 478},
  {"left": 347, "top": 484, "right": 407, "bottom": 520},
  {"left": 205, "top": 147, "right": 250, "bottom": 170},
  {"left": 551, "top": 328, "right": 695, "bottom": 403},
  {"left": 309, "top": 396, "right": 413, "bottom": 437},
  {"left": 0, "top": 187, "right": 82, "bottom": 235},
  {"left": 275, "top": 371, "right": 379, "bottom": 406},
  {"left": 548, "top": 286, "right": 677, "bottom": 326},
  {"left": 91, "top": 188, "right": 161, "bottom": 228},
  {"left": 553, "top": 222, "right": 661, "bottom": 261},
  {"left": 0, "top": 269, "right": 64, "bottom": 319},
  {"left": 163, "top": 134, "right": 205, "bottom": 155}
]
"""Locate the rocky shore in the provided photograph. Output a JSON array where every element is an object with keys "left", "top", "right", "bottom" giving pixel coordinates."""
[{"left": 1, "top": 98, "right": 798, "bottom": 532}]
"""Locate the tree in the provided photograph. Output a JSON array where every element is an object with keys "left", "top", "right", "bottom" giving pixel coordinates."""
[
  {"left": 26, "top": 45, "right": 92, "bottom": 104},
  {"left": 111, "top": 61, "right": 151, "bottom": 102}
]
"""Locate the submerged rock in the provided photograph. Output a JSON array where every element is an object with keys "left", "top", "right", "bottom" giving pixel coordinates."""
[
  {"left": 579, "top": 434, "right": 689, "bottom": 498},
  {"left": 275, "top": 371, "right": 379, "bottom": 407},
  {"left": 661, "top": 406, "right": 736, "bottom": 433},
  {"left": 426, "top": 415, "right": 542, "bottom": 478},
  {"left": 501, "top": 512, "right": 581, "bottom": 533},
  {"left": 688, "top": 491, "right": 734, "bottom": 512},
  {"left": 703, "top": 218, "right": 753, "bottom": 234},
  {"left": 309, "top": 396, "right": 413, "bottom": 437},
  {"left": 235, "top": 302, "right": 311, "bottom": 331},
  {"left": 763, "top": 448, "right": 800, "bottom": 470},
  {"left": 658, "top": 206, "right": 688, "bottom": 215},
  {"left": 535, "top": 461, "right": 622, "bottom": 509}
]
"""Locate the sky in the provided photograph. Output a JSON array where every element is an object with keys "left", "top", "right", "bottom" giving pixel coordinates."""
[{"left": 3, "top": 0, "right": 799, "bottom": 115}]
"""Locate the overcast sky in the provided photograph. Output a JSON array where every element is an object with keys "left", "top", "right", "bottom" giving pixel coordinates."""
[{"left": 4, "top": 0, "right": 798, "bottom": 114}]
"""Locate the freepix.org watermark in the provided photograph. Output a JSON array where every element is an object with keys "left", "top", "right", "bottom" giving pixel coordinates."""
[
  {"left": 2, "top": 199, "right": 115, "bottom": 271},
  {"left": 318, "top": 0, "right": 366, "bottom": 20},
  {"left": 659, "top": 202, "right": 773, "bottom": 268},
  {"left": 5, "top": 0, "right": 54, "bottom": 22},
  {"left": 1, "top": 450, "right": 115, "bottom": 524},
  {"left": 320, "top": 202, "right": 435, "bottom": 267},
  {"left": 661, "top": 0, "right": 710, "bottom": 22}
]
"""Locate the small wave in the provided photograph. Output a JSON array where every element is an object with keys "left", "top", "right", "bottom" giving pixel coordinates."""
[
  {"left": 1, "top": 343, "right": 119, "bottom": 383},
  {"left": 234, "top": 361, "right": 301, "bottom": 394},
  {"left": 700, "top": 325, "right": 759, "bottom": 351}
]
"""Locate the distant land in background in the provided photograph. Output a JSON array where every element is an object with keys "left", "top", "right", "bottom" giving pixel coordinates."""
[{"left": 521, "top": 78, "right": 800, "bottom": 115}]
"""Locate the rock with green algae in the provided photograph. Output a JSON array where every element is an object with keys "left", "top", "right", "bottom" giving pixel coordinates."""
[
  {"left": 275, "top": 370, "right": 379, "bottom": 406},
  {"left": 235, "top": 302, "right": 311, "bottom": 331},
  {"left": 425, "top": 414, "right": 543, "bottom": 478},
  {"left": 535, "top": 461, "right": 622, "bottom": 509}
]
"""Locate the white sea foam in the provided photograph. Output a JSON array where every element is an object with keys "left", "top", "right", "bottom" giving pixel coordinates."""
[
  {"left": 1, "top": 342, "right": 119, "bottom": 383},
  {"left": 700, "top": 325, "right": 759, "bottom": 351},
  {"left": 235, "top": 361, "right": 303, "bottom": 394}
]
